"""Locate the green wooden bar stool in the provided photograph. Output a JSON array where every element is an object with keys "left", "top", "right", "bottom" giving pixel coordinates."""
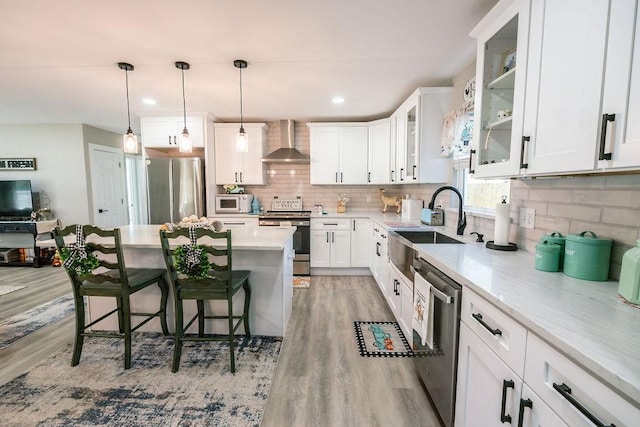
[
  {"left": 54, "top": 224, "right": 169, "bottom": 369},
  {"left": 159, "top": 227, "right": 251, "bottom": 373}
]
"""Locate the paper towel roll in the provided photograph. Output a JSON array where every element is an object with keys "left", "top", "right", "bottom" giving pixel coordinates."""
[{"left": 494, "top": 201, "right": 511, "bottom": 246}]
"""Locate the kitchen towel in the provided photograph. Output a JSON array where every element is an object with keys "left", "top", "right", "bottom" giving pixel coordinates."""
[
  {"left": 413, "top": 273, "right": 434, "bottom": 349},
  {"left": 493, "top": 199, "right": 511, "bottom": 246}
]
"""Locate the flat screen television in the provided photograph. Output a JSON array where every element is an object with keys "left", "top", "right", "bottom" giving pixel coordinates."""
[{"left": 0, "top": 180, "right": 34, "bottom": 219}]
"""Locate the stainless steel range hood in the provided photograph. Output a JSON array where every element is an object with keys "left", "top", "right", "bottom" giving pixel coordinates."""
[{"left": 261, "top": 120, "right": 309, "bottom": 163}]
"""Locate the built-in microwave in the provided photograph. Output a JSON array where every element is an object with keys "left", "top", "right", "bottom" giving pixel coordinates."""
[{"left": 215, "top": 194, "right": 253, "bottom": 213}]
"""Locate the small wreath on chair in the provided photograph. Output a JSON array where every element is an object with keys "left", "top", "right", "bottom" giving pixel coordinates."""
[
  {"left": 60, "top": 225, "right": 100, "bottom": 276},
  {"left": 173, "top": 227, "right": 211, "bottom": 280}
]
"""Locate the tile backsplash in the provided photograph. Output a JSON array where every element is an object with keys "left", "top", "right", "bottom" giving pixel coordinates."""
[{"left": 221, "top": 121, "right": 640, "bottom": 280}]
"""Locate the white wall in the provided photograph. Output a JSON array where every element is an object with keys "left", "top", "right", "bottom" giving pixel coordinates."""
[{"left": 0, "top": 124, "right": 122, "bottom": 225}]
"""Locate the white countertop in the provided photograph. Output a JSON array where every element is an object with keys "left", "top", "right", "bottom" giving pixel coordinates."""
[
  {"left": 413, "top": 239, "right": 640, "bottom": 405},
  {"left": 39, "top": 224, "right": 295, "bottom": 251}
]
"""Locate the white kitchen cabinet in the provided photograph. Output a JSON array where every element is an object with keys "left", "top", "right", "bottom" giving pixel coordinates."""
[
  {"left": 518, "top": 384, "right": 567, "bottom": 427},
  {"left": 455, "top": 322, "right": 523, "bottom": 427},
  {"left": 350, "top": 218, "right": 371, "bottom": 267},
  {"left": 308, "top": 123, "right": 369, "bottom": 184},
  {"left": 370, "top": 222, "right": 389, "bottom": 294},
  {"left": 520, "top": 0, "right": 610, "bottom": 175},
  {"left": 387, "top": 264, "right": 403, "bottom": 319},
  {"left": 524, "top": 334, "right": 639, "bottom": 427},
  {"left": 214, "top": 123, "right": 267, "bottom": 185},
  {"left": 310, "top": 219, "right": 351, "bottom": 268},
  {"left": 598, "top": 0, "right": 640, "bottom": 171},
  {"left": 469, "top": 0, "right": 530, "bottom": 178},
  {"left": 367, "top": 119, "right": 392, "bottom": 184},
  {"left": 141, "top": 116, "right": 206, "bottom": 148},
  {"left": 392, "top": 87, "right": 452, "bottom": 183}
]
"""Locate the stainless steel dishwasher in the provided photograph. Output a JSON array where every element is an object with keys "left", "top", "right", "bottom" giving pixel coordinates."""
[{"left": 411, "top": 256, "right": 462, "bottom": 427}]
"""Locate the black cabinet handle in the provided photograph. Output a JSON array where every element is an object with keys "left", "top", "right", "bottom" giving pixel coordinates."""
[
  {"left": 239, "top": 172, "right": 243, "bottom": 183},
  {"left": 472, "top": 312, "right": 502, "bottom": 336},
  {"left": 335, "top": 172, "right": 338, "bottom": 183},
  {"left": 599, "top": 114, "right": 615, "bottom": 161},
  {"left": 235, "top": 172, "right": 238, "bottom": 183},
  {"left": 368, "top": 172, "right": 371, "bottom": 183},
  {"left": 168, "top": 136, "right": 172, "bottom": 145},
  {"left": 331, "top": 231, "right": 335, "bottom": 243},
  {"left": 412, "top": 165, "right": 416, "bottom": 180},
  {"left": 340, "top": 172, "right": 343, "bottom": 183},
  {"left": 552, "top": 383, "right": 616, "bottom": 427},
  {"left": 391, "top": 170, "right": 395, "bottom": 182},
  {"left": 469, "top": 149, "right": 476, "bottom": 174},
  {"left": 376, "top": 242, "right": 381, "bottom": 256},
  {"left": 400, "top": 168, "right": 404, "bottom": 181},
  {"left": 520, "top": 136, "right": 530, "bottom": 169},
  {"left": 173, "top": 135, "right": 177, "bottom": 145},
  {"left": 326, "top": 232, "right": 329, "bottom": 243},
  {"left": 517, "top": 398, "right": 532, "bottom": 427},
  {"left": 500, "top": 379, "right": 514, "bottom": 424}
]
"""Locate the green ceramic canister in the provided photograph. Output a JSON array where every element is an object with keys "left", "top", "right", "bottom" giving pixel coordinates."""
[
  {"left": 618, "top": 240, "right": 640, "bottom": 304},
  {"left": 535, "top": 240, "right": 561, "bottom": 272},
  {"left": 541, "top": 232, "right": 565, "bottom": 268},
  {"left": 563, "top": 231, "right": 612, "bottom": 281}
]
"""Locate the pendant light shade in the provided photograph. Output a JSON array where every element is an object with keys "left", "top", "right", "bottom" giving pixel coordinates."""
[
  {"left": 234, "top": 59, "right": 249, "bottom": 152},
  {"left": 175, "top": 61, "right": 192, "bottom": 153},
  {"left": 118, "top": 62, "right": 139, "bottom": 154}
]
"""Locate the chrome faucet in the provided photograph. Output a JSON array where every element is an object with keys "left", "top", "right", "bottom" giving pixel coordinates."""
[{"left": 428, "top": 186, "right": 467, "bottom": 235}]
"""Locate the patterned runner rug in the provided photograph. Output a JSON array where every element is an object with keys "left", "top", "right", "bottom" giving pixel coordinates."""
[
  {"left": 0, "top": 333, "right": 281, "bottom": 426},
  {"left": 0, "top": 293, "right": 74, "bottom": 349},
  {"left": 0, "top": 285, "right": 27, "bottom": 297}
]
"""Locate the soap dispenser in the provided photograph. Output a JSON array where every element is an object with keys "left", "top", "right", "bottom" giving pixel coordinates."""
[
  {"left": 251, "top": 197, "right": 260, "bottom": 215},
  {"left": 619, "top": 240, "right": 640, "bottom": 304}
]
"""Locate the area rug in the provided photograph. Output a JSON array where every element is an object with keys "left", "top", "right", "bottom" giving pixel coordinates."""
[
  {"left": 0, "top": 285, "right": 27, "bottom": 297},
  {"left": 354, "top": 321, "right": 414, "bottom": 357},
  {"left": 0, "top": 333, "right": 281, "bottom": 426},
  {"left": 292, "top": 276, "right": 310, "bottom": 289},
  {"left": 0, "top": 293, "right": 74, "bottom": 349}
]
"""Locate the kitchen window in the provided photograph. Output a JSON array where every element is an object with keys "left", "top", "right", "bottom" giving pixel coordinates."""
[{"left": 452, "top": 157, "right": 511, "bottom": 214}]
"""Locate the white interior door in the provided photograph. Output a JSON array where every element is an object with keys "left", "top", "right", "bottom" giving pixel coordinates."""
[{"left": 89, "top": 144, "right": 127, "bottom": 228}]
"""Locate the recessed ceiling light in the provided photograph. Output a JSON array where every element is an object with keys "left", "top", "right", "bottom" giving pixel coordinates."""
[
  {"left": 332, "top": 97, "right": 345, "bottom": 104},
  {"left": 142, "top": 98, "right": 157, "bottom": 105}
]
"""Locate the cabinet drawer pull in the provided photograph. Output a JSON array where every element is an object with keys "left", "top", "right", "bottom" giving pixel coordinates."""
[
  {"left": 331, "top": 231, "right": 335, "bottom": 243},
  {"left": 391, "top": 170, "right": 395, "bottom": 182},
  {"left": 520, "top": 136, "right": 530, "bottom": 169},
  {"left": 326, "top": 232, "right": 329, "bottom": 243},
  {"left": 471, "top": 312, "right": 502, "bottom": 335},
  {"left": 469, "top": 149, "right": 476, "bottom": 174},
  {"left": 552, "top": 383, "right": 616, "bottom": 427},
  {"left": 517, "top": 398, "right": 532, "bottom": 427},
  {"left": 368, "top": 172, "right": 371, "bottom": 183},
  {"left": 500, "top": 379, "right": 514, "bottom": 424},
  {"left": 376, "top": 242, "right": 380, "bottom": 256},
  {"left": 599, "top": 113, "right": 615, "bottom": 161},
  {"left": 400, "top": 168, "right": 404, "bottom": 181},
  {"left": 239, "top": 172, "right": 243, "bottom": 183},
  {"left": 335, "top": 172, "right": 338, "bottom": 183},
  {"left": 340, "top": 172, "right": 343, "bottom": 183},
  {"left": 412, "top": 165, "right": 416, "bottom": 179}
]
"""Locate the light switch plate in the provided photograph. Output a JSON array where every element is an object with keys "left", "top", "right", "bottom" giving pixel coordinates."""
[{"left": 520, "top": 208, "right": 535, "bottom": 229}]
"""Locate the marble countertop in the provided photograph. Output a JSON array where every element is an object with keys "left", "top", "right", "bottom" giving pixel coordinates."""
[
  {"left": 38, "top": 225, "right": 295, "bottom": 251},
  {"left": 413, "top": 239, "right": 640, "bottom": 405}
]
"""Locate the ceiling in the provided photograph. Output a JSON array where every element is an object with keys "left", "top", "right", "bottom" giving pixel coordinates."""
[{"left": 0, "top": 0, "right": 498, "bottom": 135}]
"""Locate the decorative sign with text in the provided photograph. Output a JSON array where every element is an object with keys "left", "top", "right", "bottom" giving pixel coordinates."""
[{"left": 0, "top": 158, "right": 36, "bottom": 170}]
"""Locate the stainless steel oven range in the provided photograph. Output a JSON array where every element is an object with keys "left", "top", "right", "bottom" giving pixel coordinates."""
[{"left": 258, "top": 197, "right": 310, "bottom": 276}]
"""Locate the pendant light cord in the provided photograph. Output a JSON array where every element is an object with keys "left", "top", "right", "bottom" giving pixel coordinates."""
[
  {"left": 125, "top": 69, "right": 132, "bottom": 130},
  {"left": 239, "top": 65, "right": 244, "bottom": 129},
  {"left": 181, "top": 68, "right": 187, "bottom": 129}
]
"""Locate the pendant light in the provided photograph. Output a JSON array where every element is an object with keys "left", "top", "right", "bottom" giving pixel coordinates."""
[
  {"left": 118, "top": 62, "right": 138, "bottom": 154},
  {"left": 234, "top": 59, "right": 249, "bottom": 152},
  {"left": 175, "top": 61, "right": 192, "bottom": 153}
]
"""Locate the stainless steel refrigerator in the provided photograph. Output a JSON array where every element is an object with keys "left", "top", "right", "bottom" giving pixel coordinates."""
[{"left": 146, "top": 157, "right": 205, "bottom": 224}]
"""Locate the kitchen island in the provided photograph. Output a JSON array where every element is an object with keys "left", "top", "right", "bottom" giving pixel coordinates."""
[{"left": 46, "top": 225, "right": 295, "bottom": 337}]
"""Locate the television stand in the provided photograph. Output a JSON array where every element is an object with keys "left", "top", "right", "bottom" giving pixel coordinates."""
[{"left": 0, "top": 221, "right": 41, "bottom": 267}]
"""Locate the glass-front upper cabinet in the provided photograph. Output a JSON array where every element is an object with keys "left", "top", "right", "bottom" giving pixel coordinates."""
[
  {"left": 405, "top": 105, "right": 417, "bottom": 180},
  {"left": 470, "top": 0, "right": 530, "bottom": 178}
]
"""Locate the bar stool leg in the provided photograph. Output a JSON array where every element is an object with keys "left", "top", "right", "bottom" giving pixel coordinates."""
[
  {"left": 71, "top": 292, "right": 85, "bottom": 366},
  {"left": 172, "top": 296, "right": 184, "bottom": 373}
]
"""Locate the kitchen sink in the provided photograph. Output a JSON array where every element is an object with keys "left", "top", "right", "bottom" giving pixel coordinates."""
[{"left": 393, "top": 230, "right": 464, "bottom": 244}]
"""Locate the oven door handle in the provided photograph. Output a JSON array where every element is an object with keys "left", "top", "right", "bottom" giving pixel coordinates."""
[{"left": 411, "top": 266, "right": 453, "bottom": 304}]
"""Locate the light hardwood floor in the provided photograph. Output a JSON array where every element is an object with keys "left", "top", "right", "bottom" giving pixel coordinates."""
[{"left": 0, "top": 267, "right": 441, "bottom": 426}]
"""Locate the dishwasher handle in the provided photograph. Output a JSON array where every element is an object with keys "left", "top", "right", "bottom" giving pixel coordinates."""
[{"left": 411, "top": 265, "right": 453, "bottom": 304}]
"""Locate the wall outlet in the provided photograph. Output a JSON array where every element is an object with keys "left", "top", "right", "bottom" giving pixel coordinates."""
[
  {"left": 367, "top": 196, "right": 372, "bottom": 202},
  {"left": 520, "top": 208, "right": 535, "bottom": 229}
]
